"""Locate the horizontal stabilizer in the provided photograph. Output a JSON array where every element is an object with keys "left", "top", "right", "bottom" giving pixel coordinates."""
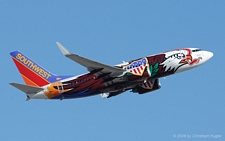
[{"left": 9, "top": 82, "right": 43, "bottom": 94}]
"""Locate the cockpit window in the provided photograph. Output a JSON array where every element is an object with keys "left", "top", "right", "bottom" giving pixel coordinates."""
[{"left": 192, "top": 49, "right": 201, "bottom": 52}]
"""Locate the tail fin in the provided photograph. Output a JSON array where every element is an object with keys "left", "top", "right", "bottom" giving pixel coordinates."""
[{"left": 10, "top": 51, "right": 60, "bottom": 87}]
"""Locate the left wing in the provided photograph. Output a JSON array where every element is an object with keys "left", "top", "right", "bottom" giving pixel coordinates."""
[
  {"left": 9, "top": 82, "right": 43, "bottom": 94},
  {"left": 56, "top": 42, "right": 126, "bottom": 77}
]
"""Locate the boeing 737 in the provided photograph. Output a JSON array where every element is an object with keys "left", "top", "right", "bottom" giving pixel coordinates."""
[{"left": 9, "top": 42, "right": 213, "bottom": 100}]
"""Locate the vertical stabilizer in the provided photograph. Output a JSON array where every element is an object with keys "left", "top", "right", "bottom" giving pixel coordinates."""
[{"left": 10, "top": 51, "right": 60, "bottom": 87}]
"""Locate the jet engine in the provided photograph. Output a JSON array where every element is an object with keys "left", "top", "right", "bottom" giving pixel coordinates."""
[{"left": 132, "top": 79, "right": 161, "bottom": 94}]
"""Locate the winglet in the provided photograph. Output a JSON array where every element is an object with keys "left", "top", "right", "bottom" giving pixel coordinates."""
[{"left": 56, "top": 42, "right": 71, "bottom": 56}]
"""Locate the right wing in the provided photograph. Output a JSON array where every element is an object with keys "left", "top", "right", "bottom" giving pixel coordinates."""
[{"left": 56, "top": 42, "right": 126, "bottom": 77}]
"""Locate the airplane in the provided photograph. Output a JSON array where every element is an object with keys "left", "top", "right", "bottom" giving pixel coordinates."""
[{"left": 9, "top": 42, "right": 213, "bottom": 100}]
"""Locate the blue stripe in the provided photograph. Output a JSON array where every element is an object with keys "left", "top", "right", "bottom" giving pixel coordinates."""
[{"left": 51, "top": 89, "right": 94, "bottom": 99}]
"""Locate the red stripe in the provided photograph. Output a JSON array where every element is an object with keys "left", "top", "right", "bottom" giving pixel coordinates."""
[
  {"left": 21, "top": 74, "right": 39, "bottom": 86},
  {"left": 143, "top": 83, "right": 147, "bottom": 87},
  {"left": 133, "top": 69, "right": 137, "bottom": 74},
  {"left": 12, "top": 58, "right": 49, "bottom": 86},
  {"left": 140, "top": 66, "right": 143, "bottom": 70},
  {"left": 137, "top": 68, "right": 141, "bottom": 74},
  {"left": 145, "top": 83, "right": 149, "bottom": 87},
  {"left": 190, "top": 58, "right": 200, "bottom": 65}
]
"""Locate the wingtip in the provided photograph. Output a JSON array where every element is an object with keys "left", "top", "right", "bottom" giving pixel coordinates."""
[
  {"left": 56, "top": 42, "right": 71, "bottom": 56},
  {"left": 9, "top": 82, "right": 15, "bottom": 86}
]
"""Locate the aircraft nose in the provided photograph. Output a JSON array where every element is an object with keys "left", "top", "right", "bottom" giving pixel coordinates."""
[
  {"left": 204, "top": 51, "right": 213, "bottom": 60},
  {"left": 202, "top": 51, "right": 213, "bottom": 63}
]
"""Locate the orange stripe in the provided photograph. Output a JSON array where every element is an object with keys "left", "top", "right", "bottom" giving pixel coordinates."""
[{"left": 21, "top": 74, "right": 39, "bottom": 86}]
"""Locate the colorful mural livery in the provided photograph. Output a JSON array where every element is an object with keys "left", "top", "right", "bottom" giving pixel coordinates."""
[
  {"left": 122, "top": 58, "right": 148, "bottom": 76},
  {"left": 10, "top": 42, "right": 213, "bottom": 100}
]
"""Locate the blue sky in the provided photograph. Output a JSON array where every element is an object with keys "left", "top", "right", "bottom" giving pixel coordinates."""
[{"left": 1, "top": 1, "right": 224, "bottom": 140}]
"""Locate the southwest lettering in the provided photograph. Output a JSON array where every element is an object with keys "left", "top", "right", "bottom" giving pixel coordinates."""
[
  {"left": 20, "top": 56, "right": 26, "bottom": 62},
  {"left": 16, "top": 53, "right": 21, "bottom": 59},
  {"left": 15, "top": 53, "right": 51, "bottom": 80},
  {"left": 42, "top": 71, "right": 46, "bottom": 77},
  {"left": 33, "top": 65, "right": 40, "bottom": 72},
  {"left": 46, "top": 73, "right": 51, "bottom": 79},
  {"left": 27, "top": 60, "right": 33, "bottom": 67}
]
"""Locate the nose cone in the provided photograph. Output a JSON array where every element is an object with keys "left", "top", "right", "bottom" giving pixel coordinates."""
[{"left": 204, "top": 51, "right": 214, "bottom": 61}]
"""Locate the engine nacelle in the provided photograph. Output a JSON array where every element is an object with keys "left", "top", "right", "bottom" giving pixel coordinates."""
[{"left": 132, "top": 79, "right": 161, "bottom": 94}]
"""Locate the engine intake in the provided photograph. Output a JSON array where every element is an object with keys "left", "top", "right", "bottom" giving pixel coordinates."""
[{"left": 132, "top": 79, "right": 161, "bottom": 94}]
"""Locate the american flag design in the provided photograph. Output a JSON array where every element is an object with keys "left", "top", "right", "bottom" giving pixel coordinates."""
[
  {"left": 123, "top": 58, "right": 148, "bottom": 76},
  {"left": 139, "top": 80, "right": 155, "bottom": 89}
]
